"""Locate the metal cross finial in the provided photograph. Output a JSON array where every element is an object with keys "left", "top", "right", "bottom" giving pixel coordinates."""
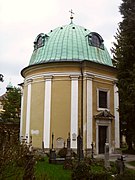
[{"left": 69, "top": 9, "right": 74, "bottom": 24}]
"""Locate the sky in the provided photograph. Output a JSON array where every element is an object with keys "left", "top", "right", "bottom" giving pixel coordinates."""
[{"left": 0, "top": 0, "right": 122, "bottom": 95}]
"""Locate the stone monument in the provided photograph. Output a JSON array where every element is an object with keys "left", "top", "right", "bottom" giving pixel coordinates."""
[
  {"left": 104, "top": 140, "right": 110, "bottom": 168},
  {"left": 66, "top": 132, "right": 72, "bottom": 159},
  {"left": 49, "top": 132, "right": 56, "bottom": 163},
  {"left": 77, "top": 130, "right": 84, "bottom": 161}
]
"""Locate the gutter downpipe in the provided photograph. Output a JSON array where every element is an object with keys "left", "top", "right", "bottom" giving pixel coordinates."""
[
  {"left": 80, "top": 61, "right": 83, "bottom": 138},
  {"left": 80, "top": 61, "right": 84, "bottom": 157}
]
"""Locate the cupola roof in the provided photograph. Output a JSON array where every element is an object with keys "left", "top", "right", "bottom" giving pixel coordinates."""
[{"left": 29, "top": 23, "right": 113, "bottom": 67}]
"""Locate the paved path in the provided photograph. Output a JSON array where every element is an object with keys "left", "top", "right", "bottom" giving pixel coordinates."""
[{"left": 95, "top": 154, "right": 135, "bottom": 170}]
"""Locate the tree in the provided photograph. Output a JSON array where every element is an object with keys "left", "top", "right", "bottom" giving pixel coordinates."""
[
  {"left": 0, "top": 74, "right": 4, "bottom": 82},
  {"left": 112, "top": 0, "right": 135, "bottom": 150},
  {"left": 1, "top": 87, "right": 21, "bottom": 122}
]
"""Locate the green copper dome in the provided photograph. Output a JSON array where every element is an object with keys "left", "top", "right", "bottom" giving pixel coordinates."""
[{"left": 29, "top": 23, "right": 113, "bottom": 67}]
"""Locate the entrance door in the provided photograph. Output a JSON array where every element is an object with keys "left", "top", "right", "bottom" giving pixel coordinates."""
[{"left": 98, "top": 126, "right": 107, "bottom": 154}]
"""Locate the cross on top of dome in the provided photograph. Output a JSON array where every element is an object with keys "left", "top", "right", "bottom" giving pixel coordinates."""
[{"left": 69, "top": 9, "right": 74, "bottom": 24}]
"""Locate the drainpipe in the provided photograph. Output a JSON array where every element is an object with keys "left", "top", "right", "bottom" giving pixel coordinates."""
[{"left": 80, "top": 62, "right": 83, "bottom": 138}]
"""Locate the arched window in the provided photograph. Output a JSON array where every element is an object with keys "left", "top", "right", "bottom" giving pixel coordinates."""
[
  {"left": 88, "top": 32, "right": 104, "bottom": 50},
  {"left": 37, "top": 36, "right": 44, "bottom": 48},
  {"left": 91, "top": 34, "right": 101, "bottom": 48},
  {"left": 34, "top": 33, "right": 49, "bottom": 51}
]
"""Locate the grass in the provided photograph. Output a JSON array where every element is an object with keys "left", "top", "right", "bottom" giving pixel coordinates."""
[
  {"left": 127, "top": 161, "right": 135, "bottom": 167},
  {"left": 0, "top": 164, "right": 24, "bottom": 180},
  {"left": 35, "top": 158, "right": 72, "bottom": 180},
  {"left": 2, "top": 156, "right": 135, "bottom": 180}
]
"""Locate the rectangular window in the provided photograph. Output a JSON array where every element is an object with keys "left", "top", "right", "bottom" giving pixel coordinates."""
[
  {"left": 99, "top": 90, "right": 107, "bottom": 108},
  {"left": 97, "top": 89, "right": 109, "bottom": 110}
]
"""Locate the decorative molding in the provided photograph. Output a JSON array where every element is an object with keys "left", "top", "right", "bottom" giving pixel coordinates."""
[
  {"left": 25, "top": 72, "right": 81, "bottom": 81},
  {"left": 25, "top": 71, "right": 117, "bottom": 82},
  {"left": 96, "top": 119, "right": 111, "bottom": 154},
  {"left": 31, "top": 129, "right": 39, "bottom": 135},
  {"left": 83, "top": 73, "right": 94, "bottom": 80},
  {"left": 26, "top": 78, "right": 33, "bottom": 84},
  {"left": 84, "top": 72, "right": 117, "bottom": 82},
  {"left": 44, "top": 75, "right": 53, "bottom": 81},
  {"left": 70, "top": 75, "right": 80, "bottom": 80},
  {"left": 94, "top": 110, "right": 114, "bottom": 120}
]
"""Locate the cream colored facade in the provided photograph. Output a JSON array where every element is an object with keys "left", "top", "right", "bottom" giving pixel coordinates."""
[{"left": 21, "top": 61, "right": 119, "bottom": 155}]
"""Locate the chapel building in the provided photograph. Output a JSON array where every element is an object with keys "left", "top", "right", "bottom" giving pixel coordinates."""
[{"left": 20, "top": 18, "right": 120, "bottom": 155}]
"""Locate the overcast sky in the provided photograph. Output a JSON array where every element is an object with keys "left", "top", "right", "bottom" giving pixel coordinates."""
[{"left": 0, "top": 0, "right": 122, "bottom": 95}]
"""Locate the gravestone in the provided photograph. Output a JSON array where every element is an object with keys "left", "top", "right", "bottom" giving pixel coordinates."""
[
  {"left": 116, "top": 156, "right": 125, "bottom": 175},
  {"left": 77, "top": 132, "right": 84, "bottom": 161},
  {"left": 66, "top": 133, "right": 72, "bottom": 159},
  {"left": 56, "top": 137, "right": 64, "bottom": 148},
  {"left": 49, "top": 132, "right": 56, "bottom": 163},
  {"left": 42, "top": 141, "right": 44, "bottom": 152},
  {"left": 91, "top": 142, "right": 94, "bottom": 159},
  {"left": 104, "top": 141, "right": 110, "bottom": 168}
]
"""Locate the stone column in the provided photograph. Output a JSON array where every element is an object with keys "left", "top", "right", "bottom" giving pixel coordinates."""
[
  {"left": 25, "top": 79, "right": 32, "bottom": 144},
  {"left": 70, "top": 75, "right": 79, "bottom": 149},
  {"left": 43, "top": 76, "right": 52, "bottom": 149},
  {"left": 114, "top": 82, "right": 120, "bottom": 148}
]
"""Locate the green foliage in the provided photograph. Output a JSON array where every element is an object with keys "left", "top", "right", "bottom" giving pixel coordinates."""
[
  {"left": 72, "top": 161, "right": 91, "bottom": 180},
  {"left": 112, "top": 0, "right": 135, "bottom": 150},
  {"left": 0, "top": 123, "right": 36, "bottom": 180},
  {"left": 0, "top": 74, "right": 4, "bottom": 82},
  {"left": 115, "top": 169, "right": 135, "bottom": 180},
  {"left": 72, "top": 159, "right": 112, "bottom": 180},
  {"left": 58, "top": 147, "right": 67, "bottom": 158},
  {"left": 128, "top": 161, "right": 135, "bottom": 167},
  {"left": 1, "top": 87, "right": 21, "bottom": 123},
  {"left": 63, "top": 159, "right": 73, "bottom": 170}
]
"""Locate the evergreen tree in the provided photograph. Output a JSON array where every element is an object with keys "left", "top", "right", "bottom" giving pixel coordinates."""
[
  {"left": 112, "top": 0, "right": 135, "bottom": 150},
  {"left": 0, "top": 74, "right": 4, "bottom": 82},
  {"left": 1, "top": 87, "right": 21, "bottom": 123}
]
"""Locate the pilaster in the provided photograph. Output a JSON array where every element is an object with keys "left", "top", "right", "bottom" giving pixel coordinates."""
[
  {"left": 25, "top": 79, "right": 33, "bottom": 143},
  {"left": 70, "top": 75, "right": 79, "bottom": 149},
  {"left": 114, "top": 82, "right": 120, "bottom": 148},
  {"left": 43, "top": 76, "right": 52, "bottom": 148}
]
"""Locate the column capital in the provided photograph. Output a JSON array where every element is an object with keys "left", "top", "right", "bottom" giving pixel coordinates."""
[
  {"left": 113, "top": 80, "right": 118, "bottom": 85},
  {"left": 44, "top": 75, "right": 53, "bottom": 81},
  {"left": 83, "top": 73, "right": 94, "bottom": 80},
  {"left": 26, "top": 79, "right": 33, "bottom": 84},
  {"left": 70, "top": 75, "right": 80, "bottom": 80}
]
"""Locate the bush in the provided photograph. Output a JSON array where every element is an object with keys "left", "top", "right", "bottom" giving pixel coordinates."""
[
  {"left": 63, "top": 159, "right": 73, "bottom": 170},
  {"left": 72, "top": 159, "right": 112, "bottom": 180},
  {"left": 72, "top": 161, "right": 91, "bottom": 180},
  {"left": 58, "top": 148, "right": 67, "bottom": 158},
  {"left": 115, "top": 170, "right": 135, "bottom": 180}
]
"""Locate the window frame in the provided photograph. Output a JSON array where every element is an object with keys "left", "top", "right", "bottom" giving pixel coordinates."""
[
  {"left": 88, "top": 32, "right": 104, "bottom": 50},
  {"left": 97, "top": 88, "right": 110, "bottom": 111},
  {"left": 37, "top": 36, "right": 44, "bottom": 48},
  {"left": 34, "top": 33, "right": 49, "bottom": 51}
]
